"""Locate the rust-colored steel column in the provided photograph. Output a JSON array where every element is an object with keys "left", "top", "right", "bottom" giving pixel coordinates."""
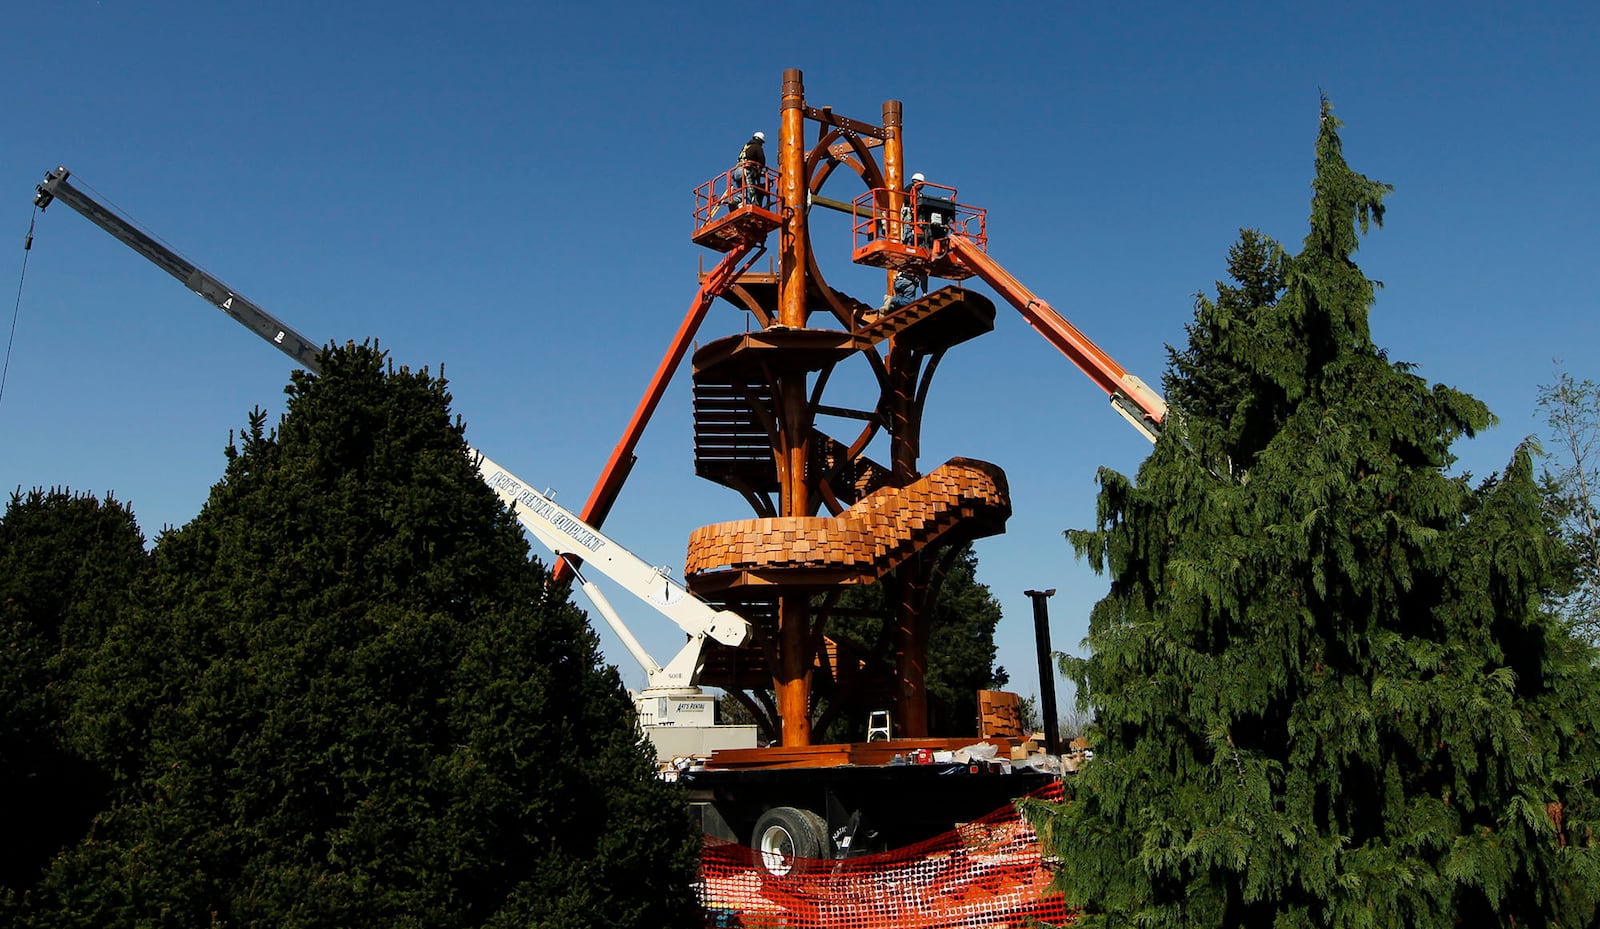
[
  {"left": 776, "top": 590, "right": 813, "bottom": 746},
  {"left": 883, "top": 99, "right": 918, "bottom": 479},
  {"left": 778, "top": 69, "right": 808, "bottom": 330},
  {"left": 882, "top": 100, "right": 904, "bottom": 294},
  {"left": 775, "top": 68, "right": 814, "bottom": 746},
  {"left": 887, "top": 344, "right": 920, "bottom": 476},
  {"left": 881, "top": 100, "right": 928, "bottom": 736},
  {"left": 894, "top": 573, "right": 930, "bottom": 737},
  {"left": 886, "top": 345, "right": 927, "bottom": 736},
  {"left": 882, "top": 100, "right": 903, "bottom": 191}
]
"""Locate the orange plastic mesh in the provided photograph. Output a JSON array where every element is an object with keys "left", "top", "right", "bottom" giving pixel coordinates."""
[{"left": 697, "top": 783, "right": 1072, "bottom": 928}]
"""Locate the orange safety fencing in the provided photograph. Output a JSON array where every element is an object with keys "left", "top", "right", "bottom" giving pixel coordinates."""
[{"left": 697, "top": 783, "right": 1072, "bottom": 928}]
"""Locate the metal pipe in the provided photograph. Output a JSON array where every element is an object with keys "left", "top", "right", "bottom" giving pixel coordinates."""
[
  {"left": 809, "top": 193, "right": 873, "bottom": 218},
  {"left": 1025, "top": 588, "right": 1061, "bottom": 756}
]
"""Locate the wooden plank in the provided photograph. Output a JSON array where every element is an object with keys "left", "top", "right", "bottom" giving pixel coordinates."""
[{"left": 703, "top": 737, "right": 1018, "bottom": 770}]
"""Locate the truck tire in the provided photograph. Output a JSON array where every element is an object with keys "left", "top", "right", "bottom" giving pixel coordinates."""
[{"left": 752, "top": 806, "right": 828, "bottom": 877}]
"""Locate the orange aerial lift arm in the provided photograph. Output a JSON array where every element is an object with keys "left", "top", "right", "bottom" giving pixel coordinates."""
[
  {"left": 943, "top": 235, "right": 1167, "bottom": 443},
  {"left": 553, "top": 241, "right": 761, "bottom": 585}
]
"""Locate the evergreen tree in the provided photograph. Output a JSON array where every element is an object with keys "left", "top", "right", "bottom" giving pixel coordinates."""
[
  {"left": 815, "top": 544, "right": 1007, "bottom": 742},
  {"left": 1165, "top": 227, "right": 1287, "bottom": 474},
  {"left": 0, "top": 490, "right": 146, "bottom": 905},
  {"left": 15, "top": 343, "right": 702, "bottom": 929},
  {"left": 1028, "top": 100, "right": 1600, "bottom": 928}
]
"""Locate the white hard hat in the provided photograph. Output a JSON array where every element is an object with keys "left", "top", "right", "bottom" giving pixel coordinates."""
[
  {"left": 911, "top": 172, "right": 925, "bottom": 183},
  {"left": 753, "top": 131, "right": 765, "bottom": 142}
]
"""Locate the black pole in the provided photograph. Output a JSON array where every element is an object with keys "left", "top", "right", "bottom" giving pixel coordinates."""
[{"left": 1024, "top": 589, "right": 1060, "bottom": 756}]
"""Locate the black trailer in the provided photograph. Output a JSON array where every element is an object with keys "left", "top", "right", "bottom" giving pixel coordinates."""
[{"left": 683, "top": 761, "right": 1057, "bottom": 875}]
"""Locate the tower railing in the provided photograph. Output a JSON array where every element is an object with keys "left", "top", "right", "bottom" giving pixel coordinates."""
[
  {"left": 850, "top": 183, "right": 987, "bottom": 277},
  {"left": 693, "top": 162, "right": 783, "bottom": 230}
]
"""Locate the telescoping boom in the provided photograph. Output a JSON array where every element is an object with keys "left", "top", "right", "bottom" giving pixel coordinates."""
[
  {"left": 472, "top": 448, "right": 749, "bottom": 690},
  {"left": 31, "top": 165, "right": 749, "bottom": 694},
  {"left": 33, "top": 168, "right": 321, "bottom": 371},
  {"left": 942, "top": 235, "right": 1167, "bottom": 443}
]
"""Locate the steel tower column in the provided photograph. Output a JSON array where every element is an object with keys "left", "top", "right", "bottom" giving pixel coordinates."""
[
  {"left": 880, "top": 97, "right": 930, "bottom": 736},
  {"left": 882, "top": 99, "right": 903, "bottom": 296},
  {"left": 775, "top": 67, "right": 814, "bottom": 746}
]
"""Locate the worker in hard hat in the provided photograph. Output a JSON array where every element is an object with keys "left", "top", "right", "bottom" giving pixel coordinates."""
[
  {"left": 900, "top": 172, "right": 926, "bottom": 244},
  {"left": 733, "top": 131, "right": 768, "bottom": 209},
  {"left": 883, "top": 267, "right": 928, "bottom": 313},
  {"left": 913, "top": 173, "right": 955, "bottom": 251}
]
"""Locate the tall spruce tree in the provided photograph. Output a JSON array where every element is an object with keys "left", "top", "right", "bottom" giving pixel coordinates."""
[
  {"left": 1028, "top": 100, "right": 1600, "bottom": 928},
  {"left": 14, "top": 343, "right": 701, "bottom": 929}
]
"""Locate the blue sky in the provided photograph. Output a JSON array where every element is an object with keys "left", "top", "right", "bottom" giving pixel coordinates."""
[{"left": 3, "top": 1, "right": 1596, "bottom": 723}]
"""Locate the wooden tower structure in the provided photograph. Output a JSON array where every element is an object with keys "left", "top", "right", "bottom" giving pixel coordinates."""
[{"left": 679, "top": 70, "right": 1009, "bottom": 746}]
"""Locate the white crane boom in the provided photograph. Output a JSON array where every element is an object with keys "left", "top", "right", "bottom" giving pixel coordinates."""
[
  {"left": 33, "top": 165, "right": 750, "bottom": 696},
  {"left": 473, "top": 448, "right": 750, "bottom": 692}
]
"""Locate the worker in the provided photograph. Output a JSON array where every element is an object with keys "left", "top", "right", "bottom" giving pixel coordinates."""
[
  {"left": 900, "top": 172, "right": 926, "bottom": 244},
  {"left": 733, "top": 131, "right": 767, "bottom": 208},
  {"left": 915, "top": 177, "right": 954, "bottom": 250},
  {"left": 883, "top": 267, "right": 927, "bottom": 312}
]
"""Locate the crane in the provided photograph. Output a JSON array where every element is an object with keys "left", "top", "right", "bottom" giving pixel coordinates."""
[{"left": 31, "top": 166, "right": 751, "bottom": 736}]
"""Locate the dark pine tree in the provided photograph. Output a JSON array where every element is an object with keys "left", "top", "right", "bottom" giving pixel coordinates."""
[
  {"left": 17, "top": 343, "right": 702, "bottom": 929},
  {"left": 0, "top": 489, "right": 146, "bottom": 909},
  {"left": 1027, "top": 99, "right": 1600, "bottom": 928}
]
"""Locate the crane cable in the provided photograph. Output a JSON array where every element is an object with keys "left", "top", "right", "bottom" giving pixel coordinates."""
[{"left": 1, "top": 207, "right": 38, "bottom": 410}]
